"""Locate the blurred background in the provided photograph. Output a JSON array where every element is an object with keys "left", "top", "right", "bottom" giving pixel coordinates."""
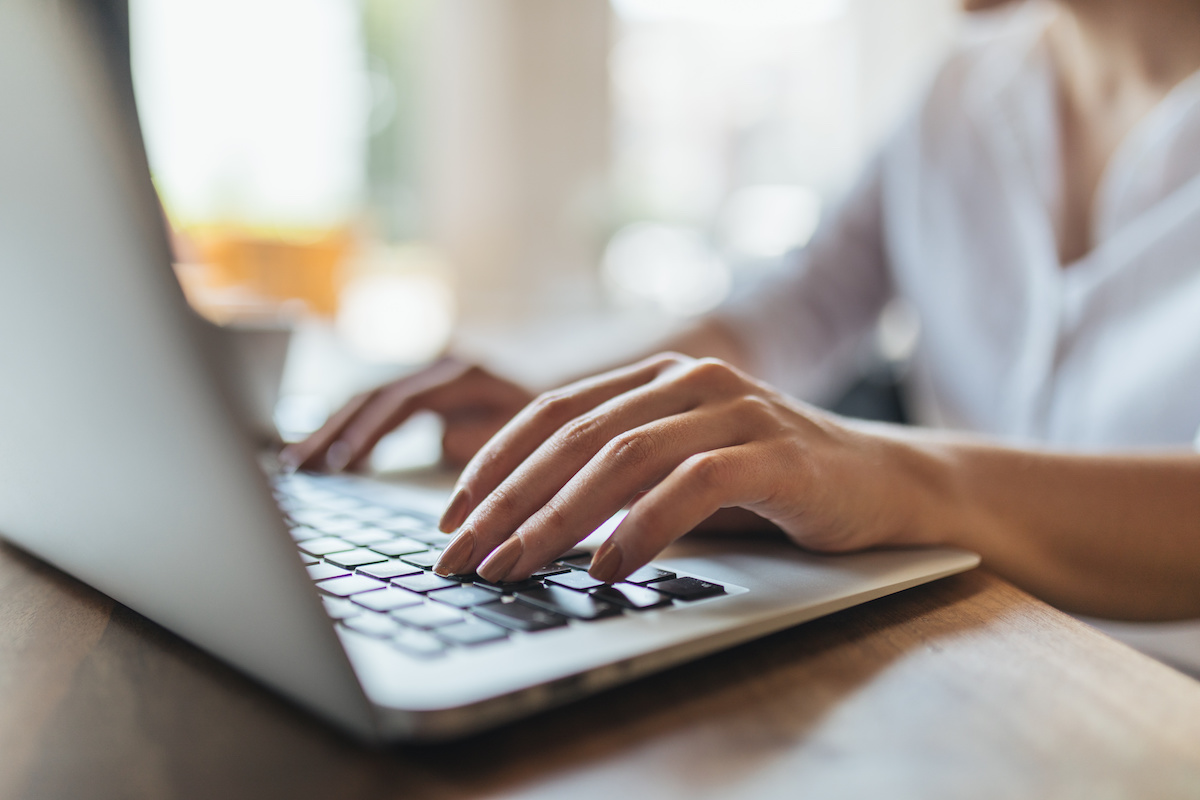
[{"left": 130, "top": 0, "right": 959, "bottom": 454}]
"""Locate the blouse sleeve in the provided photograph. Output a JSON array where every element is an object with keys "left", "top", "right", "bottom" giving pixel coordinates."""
[{"left": 711, "top": 156, "right": 893, "bottom": 402}]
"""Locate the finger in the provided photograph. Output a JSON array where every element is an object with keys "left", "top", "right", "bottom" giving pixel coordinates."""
[
  {"left": 280, "top": 389, "right": 378, "bottom": 471},
  {"left": 591, "top": 444, "right": 772, "bottom": 582},
  {"left": 337, "top": 367, "right": 513, "bottom": 472},
  {"left": 445, "top": 353, "right": 687, "bottom": 531},
  {"left": 455, "top": 377, "right": 708, "bottom": 571},
  {"left": 476, "top": 404, "right": 761, "bottom": 581}
]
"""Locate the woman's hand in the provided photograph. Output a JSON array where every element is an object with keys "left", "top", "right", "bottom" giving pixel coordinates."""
[
  {"left": 280, "top": 358, "right": 534, "bottom": 472},
  {"left": 433, "top": 353, "right": 938, "bottom": 583}
]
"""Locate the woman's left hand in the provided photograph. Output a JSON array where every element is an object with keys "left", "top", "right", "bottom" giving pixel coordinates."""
[{"left": 432, "top": 353, "right": 935, "bottom": 583}]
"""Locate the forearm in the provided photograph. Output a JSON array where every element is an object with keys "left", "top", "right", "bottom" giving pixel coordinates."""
[{"left": 886, "top": 429, "right": 1200, "bottom": 620}]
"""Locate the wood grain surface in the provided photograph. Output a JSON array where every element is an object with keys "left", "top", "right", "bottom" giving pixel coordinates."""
[{"left": 2, "top": 540, "right": 1199, "bottom": 800}]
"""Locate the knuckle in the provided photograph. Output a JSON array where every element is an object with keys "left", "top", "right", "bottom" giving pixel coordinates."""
[
  {"left": 680, "top": 358, "right": 741, "bottom": 393},
  {"left": 603, "top": 431, "right": 658, "bottom": 470},
  {"left": 483, "top": 485, "right": 521, "bottom": 520},
  {"left": 559, "top": 414, "right": 605, "bottom": 448},
  {"left": 682, "top": 451, "right": 731, "bottom": 489},
  {"left": 529, "top": 390, "right": 573, "bottom": 421},
  {"left": 732, "top": 394, "right": 778, "bottom": 427},
  {"left": 535, "top": 497, "right": 572, "bottom": 535}
]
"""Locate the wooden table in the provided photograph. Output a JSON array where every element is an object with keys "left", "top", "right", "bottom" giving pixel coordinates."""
[{"left": 3, "top": 540, "right": 1199, "bottom": 800}]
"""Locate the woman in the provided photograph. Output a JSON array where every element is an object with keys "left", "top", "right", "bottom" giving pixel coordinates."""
[{"left": 284, "top": 0, "right": 1200, "bottom": 653}]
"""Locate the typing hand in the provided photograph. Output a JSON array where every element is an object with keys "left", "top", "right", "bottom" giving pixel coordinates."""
[
  {"left": 433, "top": 353, "right": 921, "bottom": 583},
  {"left": 280, "top": 358, "right": 533, "bottom": 473}
]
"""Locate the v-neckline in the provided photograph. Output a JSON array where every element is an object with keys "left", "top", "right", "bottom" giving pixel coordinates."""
[{"left": 1030, "top": 18, "right": 1200, "bottom": 273}]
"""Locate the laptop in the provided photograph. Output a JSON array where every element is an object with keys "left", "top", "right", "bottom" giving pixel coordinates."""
[{"left": 0, "top": 0, "right": 979, "bottom": 742}]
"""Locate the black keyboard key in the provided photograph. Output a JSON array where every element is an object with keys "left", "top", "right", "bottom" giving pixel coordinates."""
[
  {"left": 624, "top": 565, "right": 675, "bottom": 584},
  {"left": 515, "top": 586, "right": 621, "bottom": 621},
  {"left": 591, "top": 583, "right": 671, "bottom": 610},
  {"left": 342, "top": 612, "right": 403, "bottom": 638},
  {"left": 357, "top": 561, "right": 423, "bottom": 580},
  {"left": 307, "top": 563, "right": 351, "bottom": 581},
  {"left": 473, "top": 601, "right": 568, "bottom": 632},
  {"left": 391, "top": 602, "right": 465, "bottom": 629},
  {"left": 471, "top": 576, "right": 545, "bottom": 594},
  {"left": 341, "top": 529, "right": 394, "bottom": 546},
  {"left": 353, "top": 587, "right": 424, "bottom": 612},
  {"left": 556, "top": 552, "right": 595, "bottom": 570},
  {"left": 321, "top": 596, "right": 360, "bottom": 620},
  {"left": 400, "top": 550, "right": 443, "bottom": 569},
  {"left": 393, "top": 573, "right": 458, "bottom": 594},
  {"left": 650, "top": 576, "right": 724, "bottom": 601},
  {"left": 428, "top": 585, "right": 499, "bottom": 609},
  {"left": 325, "top": 548, "right": 389, "bottom": 569},
  {"left": 317, "top": 574, "right": 386, "bottom": 597},
  {"left": 299, "top": 537, "right": 356, "bottom": 556},
  {"left": 545, "top": 571, "right": 606, "bottom": 591},
  {"left": 370, "top": 537, "right": 429, "bottom": 557},
  {"left": 436, "top": 619, "right": 508, "bottom": 646},
  {"left": 529, "top": 564, "right": 570, "bottom": 578},
  {"left": 391, "top": 629, "right": 447, "bottom": 658}
]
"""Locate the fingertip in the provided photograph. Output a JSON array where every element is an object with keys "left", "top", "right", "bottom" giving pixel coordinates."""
[
  {"left": 588, "top": 539, "right": 624, "bottom": 583},
  {"left": 324, "top": 440, "right": 353, "bottom": 473}
]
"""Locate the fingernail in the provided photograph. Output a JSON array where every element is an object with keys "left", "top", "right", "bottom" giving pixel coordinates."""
[
  {"left": 477, "top": 536, "right": 524, "bottom": 582},
  {"left": 325, "top": 441, "right": 352, "bottom": 472},
  {"left": 438, "top": 488, "right": 470, "bottom": 533},
  {"left": 589, "top": 540, "right": 624, "bottom": 583},
  {"left": 433, "top": 529, "right": 475, "bottom": 576}
]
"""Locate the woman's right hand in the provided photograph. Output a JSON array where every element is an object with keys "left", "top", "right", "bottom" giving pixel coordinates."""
[{"left": 279, "top": 358, "right": 533, "bottom": 473}]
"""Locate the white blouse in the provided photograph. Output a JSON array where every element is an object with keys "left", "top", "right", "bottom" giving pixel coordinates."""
[{"left": 718, "top": 4, "right": 1200, "bottom": 673}]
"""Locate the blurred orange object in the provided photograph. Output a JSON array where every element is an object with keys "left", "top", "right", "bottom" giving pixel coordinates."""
[{"left": 182, "top": 227, "right": 352, "bottom": 318}]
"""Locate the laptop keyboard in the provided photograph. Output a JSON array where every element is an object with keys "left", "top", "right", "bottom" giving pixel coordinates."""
[{"left": 273, "top": 474, "right": 733, "bottom": 660}]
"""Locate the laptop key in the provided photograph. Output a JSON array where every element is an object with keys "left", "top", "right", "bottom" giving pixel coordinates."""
[
  {"left": 529, "top": 564, "right": 571, "bottom": 579},
  {"left": 392, "top": 573, "right": 458, "bottom": 594},
  {"left": 298, "top": 551, "right": 320, "bottom": 566},
  {"left": 650, "top": 576, "right": 725, "bottom": 601},
  {"left": 289, "top": 526, "right": 322, "bottom": 542},
  {"left": 341, "top": 529, "right": 393, "bottom": 546},
  {"left": 299, "top": 537, "right": 357, "bottom": 556},
  {"left": 591, "top": 583, "right": 671, "bottom": 610},
  {"left": 369, "top": 537, "right": 429, "bottom": 557},
  {"left": 545, "top": 571, "right": 606, "bottom": 592},
  {"left": 515, "top": 586, "right": 621, "bottom": 621},
  {"left": 623, "top": 566, "right": 675, "bottom": 585},
  {"left": 357, "top": 561, "right": 423, "bottom": 580},
  {"left": 473, "top": 601, "right": 568, "bottom": 632},
  {"left": 436, "top": 619, "right": 508, "bottom": 647},
  {"left": 321, "top": 596, "right": 361, "bottom": 620},
  {"left": 310, "top": 517, "right": 366, "bottom": 536},
  {"left": 307, "top": 563, "right": 351, "bottom": 581},
  {"left": 400, "top": 550, "right": 443, "bottom": 570},
  {"left": 555, "top": 552, "right": 594, "bottom": 570},
  {"left": 391, "top": 602, "right": 465, "bottom": 629},
  {"left": 428, "top": 585, "right": 499, "bottom": 609},
  {"left": 343, "top": 612, "right": 403, "bottom": 638},
  {"left": 472, "top": 576, "right": 544, "bottom": 594},
  {"left": 325, "top": 548, "right": 389, "bottom": 569},
  {"left": 391, "top": 629, "right": 447, "bottom": 658},
  {"left": 317, "top": 574, "right": 386, "bottom": 597},
  {"left": 353, "top": 587, "right": 424, "bottom": 613}
]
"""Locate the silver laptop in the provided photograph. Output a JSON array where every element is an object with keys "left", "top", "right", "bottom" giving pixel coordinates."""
[{"left": 0, "top": 0, "right": 979, "bottom": 742}]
